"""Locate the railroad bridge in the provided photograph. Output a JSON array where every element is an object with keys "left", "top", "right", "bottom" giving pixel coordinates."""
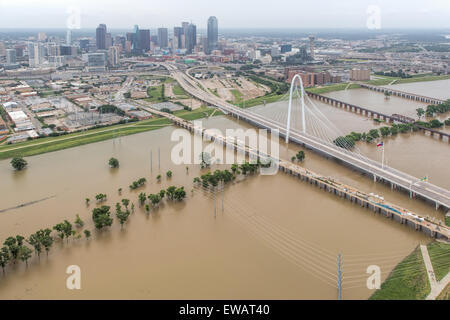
[
  {"left": 307, "top": 92, "right": 450, "bottom": 142},
  {"left": 360, "top": 84, "right": 446, "bottom": 105}
]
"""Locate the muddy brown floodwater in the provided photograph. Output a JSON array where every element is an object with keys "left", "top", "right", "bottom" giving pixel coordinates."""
[
  {"left": 324, "top": 86, "right": 450, "bottom": 134},
  {"left": 384, "top": 79, "right": 450, "bottom": 101},
  {"left": 0, "top": 112, "right": 440, "bottom": 300}
]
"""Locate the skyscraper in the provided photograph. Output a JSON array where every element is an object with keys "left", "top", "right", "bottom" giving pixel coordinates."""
[
  {"left": 131, "top": 25, "right": 141, "bottom": 54},
  {"left": 157, "top": 28, "right": 168, "bottom": 48},
  {"left": 79, "top": 39, "right": 90, "bottom": 52},
  {"left": 6, "top": 49, "right": 16, "bottom": 64},
  {"left": 66, "top": 29, "right": 72, "bottom": 45},
  {"left": 309, "top": 35, "right": 315, "bottom": 59},
  {"left": 96, "top": 24, "right": 107, "bottom": 50},
  {"left": 47, "top": 42, "right": 60, "bottom": 56},
  {"left": 185, "top": 24, "right": 197, "bottom": 54},
  {"left": 27, "top": 42, "right": 35, "bottom": 60},
  {"left": 207, "top": 16, "right": 218, "bottom": 54},
  {"left": 0, "top": 42, "right": 6, "bottom": 57},
  {"left": 32, "top": 43, "right": 45, "bottom": 67},
  {"left": 139, "top": 29, "right": 151, "bottom": 52},
  {"left": 105, "top": 33, "right": 113, "bottom": 49},
  {"left": 37, "top": 32, "right": 47, "bottom": 41},
  {"left": 108, "top": 46, "right": 120, "bottom": 67},
  {"left": 173, "top": 27, "right": 183, "bottom": 49}
]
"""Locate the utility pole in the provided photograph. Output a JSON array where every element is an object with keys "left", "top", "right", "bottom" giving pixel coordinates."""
[
  {"left": 214, "top": 187, "right": 217, "bottom": 218},
  {"left": 221, "top": 184, "right": 224, "bottom": 212},
  {"left": 338, "top": 253, "right": 342, "bottom": 301}
]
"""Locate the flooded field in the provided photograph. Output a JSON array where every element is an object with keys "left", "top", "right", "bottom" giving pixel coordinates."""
[{"left": 0, "top": 115, "right": 440, "bottom": 300}]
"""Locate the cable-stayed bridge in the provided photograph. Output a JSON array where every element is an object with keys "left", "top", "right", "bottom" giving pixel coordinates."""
[{"left": 162, "top": 63, "right": 450, "bottom": 212}]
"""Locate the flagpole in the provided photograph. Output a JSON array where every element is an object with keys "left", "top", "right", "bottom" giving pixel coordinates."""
[{"left": 382, "top": 144, "right": 385, "bottom": 169}]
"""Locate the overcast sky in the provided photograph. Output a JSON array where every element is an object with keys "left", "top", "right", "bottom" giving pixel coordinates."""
[{"left": 0, "top": 0, "right": 449, "bottom": 30}]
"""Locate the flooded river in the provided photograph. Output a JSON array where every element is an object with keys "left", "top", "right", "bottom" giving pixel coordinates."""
[
  {"left": 246, "top": 96, "right": 450, "bottom": 190},
  {"left": 0, "top": 114, "right": 438, "bottom": 300},
  {"left": 384, "top": 79, "right": 450, "bottom": 101},
  {"left": 325, "top": 87, "right": 450, "bottom": 134}
]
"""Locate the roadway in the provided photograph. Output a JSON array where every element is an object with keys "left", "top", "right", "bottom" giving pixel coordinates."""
[{"left": 161, "top": 62, "right": 450, "bottom": 211}]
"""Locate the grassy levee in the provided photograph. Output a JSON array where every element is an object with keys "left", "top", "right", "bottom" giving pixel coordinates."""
[
  {"left": 236, "top": 93, "right": 286, "bottom": 108},
  {"left": 0, "top": 118, "right": 172, "bottom": 160},
  {"left": 427, "top": 242, "right": 450, "bottom": 282},
  {"left": 230, "top": 89, "right": 243, "bottom": 103},
  {"left": 306, "top": 83, "right": 361, "bottom": 95},
  {"left": 366, "top": 74, "right": 450, "bottom": 86},
  {"left": 0, "top": 106, "right": 227, "bottom": 160},
  {"left": 208, "top": 88, "right": 220, "bottom": 98},
  {"left": 437, "top": 284, "right": 450, "bottom": 300},
  {"left": 370, "top": 247, "right": 430, "bottom": 300}
]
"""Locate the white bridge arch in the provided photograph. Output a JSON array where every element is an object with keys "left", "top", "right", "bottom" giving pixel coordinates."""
[{"left": 286, "top": 74, "right": 306, "bottom": 143}]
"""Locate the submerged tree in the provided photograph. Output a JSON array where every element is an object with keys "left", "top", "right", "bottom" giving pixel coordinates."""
[
  {"left": 75, "top": 214, "right": 85, "bottom": 228},
  {"left": 121, "top": 199, "right": 130, "bottom": 211},
  {"left": 92, "top": 206, "right": 114, "bottom": 230},
  {"left": 11, "top": 157, "right": 28, "bottom": 171},
  {"left": 138, "top": 193, "right": 147, "bottom": 206},
  {"left": 109, "top": 157, "right": 120, "bottom": 168},
  {"left": 3, "top": 235, "right": 24, "bottom": 263},
  {"left": 295, "top": 151, "right": 305, "bottom": 162},
  {"left": 148, "top": 194, "right": 162, "bottom": 207},
  {"left": 53, "top": 221, "right": 74, "bottom": 243},
  {"left": 115, "top": 203, "right": 130, "bottom": 229},
  {"left": 26, "top": 233, "right": 42, "bottom": 259},
  {"left": 0, "top": 247, "right": 10, "bottom": 274},
  {"left": 18, "top": 246, "right": 33, "bottom": 267}
]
